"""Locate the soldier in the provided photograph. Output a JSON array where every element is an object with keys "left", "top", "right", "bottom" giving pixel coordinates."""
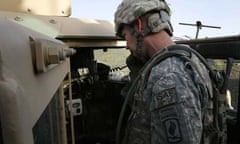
[{"left": 114, "top": 0, "right": 213, "bottom": 143}]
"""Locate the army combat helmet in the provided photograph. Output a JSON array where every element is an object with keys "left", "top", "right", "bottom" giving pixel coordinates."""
[{"left": 114, "top": 0, "right": 173, "bottom": 38}]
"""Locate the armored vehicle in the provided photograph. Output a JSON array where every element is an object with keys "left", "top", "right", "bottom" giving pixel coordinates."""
[
  {"left": 0, "top": 0, "right": 127, "bottom": 144},
  {"left": 0, "top": 0, "right": 239, "bottom": 144}
]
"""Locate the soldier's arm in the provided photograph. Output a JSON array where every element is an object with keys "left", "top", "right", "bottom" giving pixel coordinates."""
[{"left": 149, "top": 71, "right": 202, "bottom": 144}]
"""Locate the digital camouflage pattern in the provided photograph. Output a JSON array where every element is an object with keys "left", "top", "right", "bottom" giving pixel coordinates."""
[
  {"left": 122, "top": 46, "right": 212, "bottom": 144},
  {"left": 114, "top": 0, "right": 173, "bottom": 37}
]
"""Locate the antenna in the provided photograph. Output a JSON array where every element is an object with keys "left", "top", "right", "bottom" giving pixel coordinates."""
[{"left": 179, "top": 21, "right": 221, "bottom": 39}]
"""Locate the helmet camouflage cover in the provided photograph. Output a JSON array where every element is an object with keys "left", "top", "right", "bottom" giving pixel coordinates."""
[{"left": 114, "top": 0, "right": 173, "bottom": 37}]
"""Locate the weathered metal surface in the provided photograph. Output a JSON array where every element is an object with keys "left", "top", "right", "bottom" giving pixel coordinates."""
[
  {"left": 0, "top": 14, "right": 70, "bottom": 144},
  {"left": 0, "top": 0, "right": 71, "bottom": 16},
  {"left": 0, "top": 11, "right": 126, "bottom": 48}
]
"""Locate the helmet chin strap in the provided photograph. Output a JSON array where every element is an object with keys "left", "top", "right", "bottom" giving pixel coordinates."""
[
  {"left": 135, "top": 26, "right": 154, "bottom": 63},
  {"left": 127, "top": 19, "right": 152, "bottom": 63},
  {"left": 135, "top": 33, "right": 148, "bottom": 63}
]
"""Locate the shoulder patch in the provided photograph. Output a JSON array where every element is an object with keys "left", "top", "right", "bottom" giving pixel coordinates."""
[
  {"left": 163, "top": 118, "right": 182, "bottom": 143},
  {"left": 156, "top": 87, "right": 177, "bottom": 106}
]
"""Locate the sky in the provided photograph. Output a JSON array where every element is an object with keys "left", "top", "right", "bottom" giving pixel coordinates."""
[{"left": 71, "top": 0, "right": 240, "bottom": 39}]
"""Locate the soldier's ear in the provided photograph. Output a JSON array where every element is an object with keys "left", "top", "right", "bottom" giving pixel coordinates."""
[{"left": 136, "top": 18, "right": 143, "bottom": 32}]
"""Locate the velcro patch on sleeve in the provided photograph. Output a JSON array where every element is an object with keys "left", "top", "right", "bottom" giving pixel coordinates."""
[
  {"left": 155, "top": 87, "right": 177, "bottom": 107},
  {"left": 163, "top": 118, "right": 182, "bottom": 143}
]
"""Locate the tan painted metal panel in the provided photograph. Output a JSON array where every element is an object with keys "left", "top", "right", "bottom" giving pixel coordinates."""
[
  {"left": 1, "top": 11, "right": 126, "bottom": 48},
  {"left": 0, "top": 0, "right": 71, "bottom": 16},
  {"left": 1, "top": 11, "right": 116, "bottom": 39},
  {"left": 0, "top": 16, "right": 70, "bottom": 143}
]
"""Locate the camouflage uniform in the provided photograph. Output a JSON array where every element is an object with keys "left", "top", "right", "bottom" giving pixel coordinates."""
[{"left": 122, "top": 47, "right": 212, "bottom": 144}]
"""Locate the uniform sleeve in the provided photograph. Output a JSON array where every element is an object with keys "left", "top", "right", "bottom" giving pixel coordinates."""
[{"left": 149, "top": 71, "right": 203, "bottom": 144}]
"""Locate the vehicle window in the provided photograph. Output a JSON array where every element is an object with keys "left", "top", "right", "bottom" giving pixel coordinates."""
[{"left": 94, "top": 48, "right": 130, "bottom": 81}]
